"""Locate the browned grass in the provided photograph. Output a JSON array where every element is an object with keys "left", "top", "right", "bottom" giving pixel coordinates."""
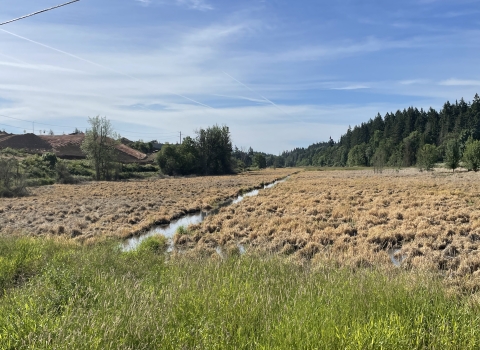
[
  {"left": 181, "top": 168, "right": 480, "bottom": 290},
  {"left": 0, "top": 169, "right": 294, "bottom": 242}
]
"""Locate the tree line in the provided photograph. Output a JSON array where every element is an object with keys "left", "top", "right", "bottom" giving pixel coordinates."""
[{"left": 280, "top": 93, "right": 480, "bottom": 171}]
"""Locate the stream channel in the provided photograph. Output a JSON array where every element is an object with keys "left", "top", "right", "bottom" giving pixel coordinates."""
[{"left": 123, "top": 177, "right": 288, "bottom": 252}]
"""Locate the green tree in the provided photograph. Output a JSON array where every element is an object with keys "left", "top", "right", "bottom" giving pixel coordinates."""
[
  {"left": 462, "top": 137, "right": 480, "bottom": 171},
  {"left": 254, "top": 154, "right": 267, "bottom": 169},
  {"left": 156, "top": 127, "right": 233, "bottom": 176},
  {"left": 371, "top": 147, "right": 386, "bottom": 173},
  {"left": 416, "top": 144, "right": 437, "bottom": 171},
  {"left": 196, "top": 125, "right": 233, "bottom": 175},
  {"left": 444, "top": 138, "right": 461, "bottom": 173},
  {"left": 81, "top": 116, "right": 119, "bottom": 181},
  {"left": 156, "top": 144, "right": 181, "bottom": 176},
  {"left": 347, "top": 143, "right": 368, "bottom": 167}
]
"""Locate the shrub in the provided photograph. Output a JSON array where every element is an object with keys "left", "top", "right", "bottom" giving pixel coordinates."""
[
  {"left": 41, "top": 152, "right": 58, "bottom": 169},
  {"left": 136, "top": 235, "right": 168, "bottom": 254},
  {"left": 21, "top": 155, "right": 55, "bottom": 181},
  {"left": 417, "top": 144, "right": 438, "bottom": 171},
  {"left": 462, "top": 138, "right": 480, "bottom": 171},
  {"left": 56, "top": 161, "right": 76, "bottom": 184},
  {"left": 67, "top": 160, "right": 95, "bottom": 177},
  {"left": 0, "top": 158, "right": 28, "bottom": 197},
  {"left": 0, "top": 147, "right": 25, "bottom": 157}
]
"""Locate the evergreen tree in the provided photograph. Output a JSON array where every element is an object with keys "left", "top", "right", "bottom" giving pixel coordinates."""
[{"left": 445, "top": 138, "right": 461, "bottom": 172}]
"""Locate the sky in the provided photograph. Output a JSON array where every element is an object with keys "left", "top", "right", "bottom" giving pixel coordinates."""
[{"left": 0, "top": 0, "right": 480, "bottom": 154}]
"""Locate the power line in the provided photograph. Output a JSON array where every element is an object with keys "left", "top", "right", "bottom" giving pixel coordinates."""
[
  {"left": 0, "top": 0, "right": 80, "bottom": 26},
  {"left": 0, "top": 122, "right": 25, "bottom": 130},
  {"left": 0, "top": 114, "right": 87, "bottom": 129}
]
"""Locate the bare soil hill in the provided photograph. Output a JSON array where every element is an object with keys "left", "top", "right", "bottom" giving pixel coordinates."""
[
  {"left": 0, "top": 133, "right": 53, "bottom": 153},
  {"left": 0, "top": 133, "right": 146, "bottom": 162}
]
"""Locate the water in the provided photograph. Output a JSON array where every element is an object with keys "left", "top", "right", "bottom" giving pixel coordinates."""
[
  {"left": 388, "top": 248, "right": 407, "bottom": 267},
  {"left": 123, "top": 177, "right": 289, "bottom": 252}
]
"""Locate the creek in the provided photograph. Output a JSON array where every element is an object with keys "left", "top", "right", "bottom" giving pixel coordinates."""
[{"left": 122, "top": 177, "right": 288, "bottom": 252}]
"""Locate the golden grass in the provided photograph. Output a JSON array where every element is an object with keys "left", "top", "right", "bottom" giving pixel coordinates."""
[
  {"left": 0, "top": 169, "right": 295, "bottom": 241},
  {"left": 183, "top": 168, "right": 480, "bottom": 290}
]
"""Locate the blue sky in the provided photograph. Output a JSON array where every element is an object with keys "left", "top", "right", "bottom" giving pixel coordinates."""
[{"left": 0, "top": 0, "right": 480, "bottom": 153}]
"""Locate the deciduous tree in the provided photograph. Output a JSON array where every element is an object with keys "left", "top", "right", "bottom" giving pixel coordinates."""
[{"left": 81, "top": 116, "right": 118, "bottom": 181}]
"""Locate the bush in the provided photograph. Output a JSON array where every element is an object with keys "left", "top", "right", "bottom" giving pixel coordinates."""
[
  {"left": 56, "top": 161, "right": 76, "bottom": 184},
  {"left": 0, "top": 147, "right": 25, "bottom": 157},
  {"left": 41, "top": 152, "right": 58, "bottom": 169},
  {"left": 21, "top": 155, "right": 55, "bottom": 180},
  {"left": 462, "top": 138, "right": 480, "bottom": 171},
  {"left": 0, "top": 158, "right": 28, "bottom": 197},
  {"left": 136, "top": 235, "right": 168, "bottom": 255},
  {"left": 417, "top": 144, "right": 438, "bottom": 171},
  {"left": 67, "top": 160, "right": 94, "bottom": 177}
]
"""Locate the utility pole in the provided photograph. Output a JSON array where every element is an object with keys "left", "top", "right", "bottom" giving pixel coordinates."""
[
  {"left": 33, "top": 122, "right": 34, "bottom": 134},
  {"left": 179, "top": 131, "right": 182, "bottom": 144}
]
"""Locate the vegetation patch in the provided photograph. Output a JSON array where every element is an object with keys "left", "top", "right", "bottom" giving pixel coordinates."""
[
  {"left": 0, "top": 169, "right": 294, "bottom": 240},
  {"left": 186, "top": 169, "right": 480, "bottom": 290},
  {"left": 1, "top": 236, "right": 480, "bottom": 349}
]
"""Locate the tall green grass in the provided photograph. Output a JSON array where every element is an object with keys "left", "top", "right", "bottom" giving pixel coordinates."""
[{"left": 1, "top": 236, "right": 479, "bottom": 349}]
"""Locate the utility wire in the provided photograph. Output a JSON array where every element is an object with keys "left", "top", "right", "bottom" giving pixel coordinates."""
[
  {"left": 0, "top": 0, "right": 80, "bottom": 26},
  {"left": 0, "top": 122, "right": 25, "bottom": 130},
  {"left": 0, "top": 114, "right": 86, "bottom": 129}
]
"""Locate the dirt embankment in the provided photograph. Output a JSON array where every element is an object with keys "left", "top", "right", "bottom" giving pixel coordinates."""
[{"left": 0, "top": 169, "right": 295, "bottom": 242}]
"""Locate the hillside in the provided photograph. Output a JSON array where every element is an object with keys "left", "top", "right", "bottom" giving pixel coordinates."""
[{"left": 0, "top": 133, "right": 147, "bottom": 163}]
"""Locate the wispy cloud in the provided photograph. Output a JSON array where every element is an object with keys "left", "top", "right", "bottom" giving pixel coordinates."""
[
  {"left": 439, "top": 79, "right": 480, "bottom": 87},
  {"left": 0, "top": 60, "right": 85, "bottom": 73},
  {"left": 399, "top": 79, "right": 429, "bottom": 85},
  {"left": 275, "top": 36, "right": 420, "bottom": 62},
  {"left": 433, "top": 10, "right": 480, "bottom": 18},
  {"left": 135, "top": 0, "right": 152, "bottom": 6},
  {"left": 135, "top": 0, "right": 213, "bottom": 11},
  {"left": 331, "top": 85, "right": 370, "bottom": 90},
  {"left": 212, "top": 94, "right": 269, "bottom": 104},
  {"left": 176, "top": 0, "right": 213, "bottom": 11}
]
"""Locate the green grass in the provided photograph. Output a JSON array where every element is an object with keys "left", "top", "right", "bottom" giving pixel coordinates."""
[{"left": 1, "top": 236, "right": 480, "bottom": 349}]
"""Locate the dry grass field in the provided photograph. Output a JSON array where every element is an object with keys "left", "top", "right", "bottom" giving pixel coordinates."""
[
  {"left": 0, "top": 169, "right": 294, "bottom": 242},
  {"left": 179, "top": 168, "right": 480, "bottom": 291}
]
